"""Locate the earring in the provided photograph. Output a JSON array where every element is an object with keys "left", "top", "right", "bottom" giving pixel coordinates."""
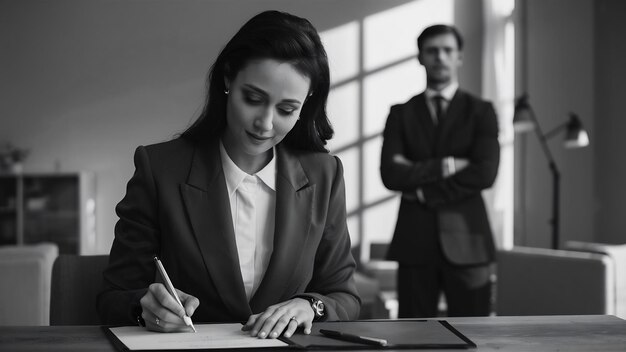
[{"left": 224, "top": 89, "right": 229, "bottom": 95}]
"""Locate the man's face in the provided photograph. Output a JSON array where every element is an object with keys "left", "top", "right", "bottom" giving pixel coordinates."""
[{"left": 418, "top": 33, "right": 463, "bottom": 86}]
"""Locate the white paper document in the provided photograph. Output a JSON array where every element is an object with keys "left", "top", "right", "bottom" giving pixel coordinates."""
[{"left": 109, "top": 323, "right": 289, "bottom": 350}]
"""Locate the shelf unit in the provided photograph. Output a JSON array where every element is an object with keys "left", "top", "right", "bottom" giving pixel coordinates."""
[{"left": 0, "top": 172, "right": 96, "bottom": 254}]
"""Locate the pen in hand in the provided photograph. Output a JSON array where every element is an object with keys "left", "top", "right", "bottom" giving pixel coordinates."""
[
  {"left": 153, "top": 256, "right": 197, "bottom": 333},
  {"left": 319, "top": 329, "right": 388, "bottom": 347}
]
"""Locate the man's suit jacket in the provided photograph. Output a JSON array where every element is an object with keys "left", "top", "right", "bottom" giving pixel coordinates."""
[
  {"left": 97, "top": 137, "right": 360, "bottom": 325},
  {"left": 380, "top": 89, "right": 500, "bottom": 266}
]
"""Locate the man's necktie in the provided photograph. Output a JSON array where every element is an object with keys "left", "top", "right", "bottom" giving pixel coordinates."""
[{"left": 433, "top": 95, "right": 445, "bottom": 123}]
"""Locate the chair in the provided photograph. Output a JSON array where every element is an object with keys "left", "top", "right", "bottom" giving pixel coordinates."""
[
  {"left": 50, "top": 254, "right": 109, "bottom": 325},
  {"left": 360, "top": 243, "right": 399, "bottom": 319},
  {"left": 565, "top": 241, "right": 626, "bottom": 319},
  {"left": 0, "top": 243, "right": 59, "bottom": 326},
  {"left": 496, "top": 246, "right": 615, "bottom": 316}
]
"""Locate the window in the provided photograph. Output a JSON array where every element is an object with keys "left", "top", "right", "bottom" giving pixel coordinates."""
[{"left": 321, "top": 0, "right": 456, "bottom": 261}]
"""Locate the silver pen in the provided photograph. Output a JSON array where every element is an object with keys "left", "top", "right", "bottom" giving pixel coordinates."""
[{"left": 153, "top": 256, "right": 196, "bottom": 332}]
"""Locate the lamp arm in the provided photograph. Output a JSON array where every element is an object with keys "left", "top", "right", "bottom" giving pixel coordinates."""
[
  {"left": 543, "top": 121, "right": 569, "bottom": 140},
  {"left": 527, "top": 107, "right": 559, "bottom": 170}
]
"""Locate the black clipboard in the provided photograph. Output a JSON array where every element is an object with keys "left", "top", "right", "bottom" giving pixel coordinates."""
[{"left": 280, "top": 320, "right": 476, "bottom": 349}]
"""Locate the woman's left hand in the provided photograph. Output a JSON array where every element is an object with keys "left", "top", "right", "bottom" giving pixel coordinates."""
[{"left": 242, "top": 298, "right": 314, "bottom": 338}]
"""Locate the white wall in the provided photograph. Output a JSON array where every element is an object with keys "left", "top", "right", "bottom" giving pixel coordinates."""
[{"left": 516, "top": 0, "right": 596, "bottom": 247}]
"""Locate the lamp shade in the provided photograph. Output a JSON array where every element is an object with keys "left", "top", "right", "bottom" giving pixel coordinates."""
[
  {"left": 513, "top": 95, "right": 535, "bottom": 133},
  {"left": 564, "top": 113, "right": 589, "bottom": 148}
]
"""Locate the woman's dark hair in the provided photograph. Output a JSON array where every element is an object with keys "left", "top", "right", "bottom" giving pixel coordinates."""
[
  {"left": 181, "top": 10, "right": 333, "bottom": 152},
  {"left": 417, "top": 24, "right": 464, "bottom": 51}
]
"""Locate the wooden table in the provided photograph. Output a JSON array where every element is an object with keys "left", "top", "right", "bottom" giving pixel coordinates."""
[{"left": 1, "top": 315, "right": 626, "bottom": 351}]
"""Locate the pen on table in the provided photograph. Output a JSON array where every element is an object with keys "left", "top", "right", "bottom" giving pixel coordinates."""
[
  {"left": 319, "top": 329, "right": 388, "bottom": 347},
  {"left": 153, "top": 256, "right": 196, "bottom": 332}
]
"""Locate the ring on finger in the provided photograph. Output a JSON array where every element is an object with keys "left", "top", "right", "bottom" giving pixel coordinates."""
[
  {"left": 155, "top": 317, "right": 160, "bottom": 326},
  {"left": 290, "top": 316, "right": 299, "bottom": 325}
]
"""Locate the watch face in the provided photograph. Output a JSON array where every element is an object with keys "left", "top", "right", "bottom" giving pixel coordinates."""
[{"left": 312, "top": 299, "right": 325, "bottom": 317}]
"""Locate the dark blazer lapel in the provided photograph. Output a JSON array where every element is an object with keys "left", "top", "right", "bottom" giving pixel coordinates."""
[
  {"left": 180, "top": 139, "right": 251, "bottom": 318},
  {"left": 250, "top": 145, "right": 313, "bottom": 313},
  {"left": 435, "top": 90, "right": 465, "bottom": 154}
]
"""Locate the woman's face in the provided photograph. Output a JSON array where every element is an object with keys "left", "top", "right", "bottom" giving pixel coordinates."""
[{"left": 223, "top": 58, "right": 310, "bottom": 170}]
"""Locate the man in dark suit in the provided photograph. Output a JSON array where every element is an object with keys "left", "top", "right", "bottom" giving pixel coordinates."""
[{"left": 380, "top": 24, "right": 499, "bottom": 318}]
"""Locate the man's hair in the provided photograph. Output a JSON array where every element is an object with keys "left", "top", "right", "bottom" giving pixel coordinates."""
[{"left": 417, "top": 24, "right": 464, "bottom": 51}]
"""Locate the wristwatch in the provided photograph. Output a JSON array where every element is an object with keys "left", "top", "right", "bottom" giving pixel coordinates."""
[
  {"left": 309, "top": 298, "right": 325, "bottom": 319},
  {"left": 136, "top": 315, "right": 146, "bottom": 327}
]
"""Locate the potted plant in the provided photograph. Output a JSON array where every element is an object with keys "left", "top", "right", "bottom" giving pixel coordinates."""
[{"left": 0, "top": 143, "right": 30, "bottom": 174}]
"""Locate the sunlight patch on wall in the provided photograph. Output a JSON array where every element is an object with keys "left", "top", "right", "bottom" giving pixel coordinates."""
[
  {"left": 493, "top": 0, "right": 515, "bottom": 16},
  {"left": 363, "top": 0, "right": 453, "bottom": 71},
  {"left": 363, "top": 199, "right": 400, "bottom": 244},
  {"left": 362, "top": 136, "right": 387, "bottom": 204},
  {"left": 326, "top": 81, "right": 359, "bottom": 150},
  {"left": 321, "top": 21, "right": 360, "bottom": 84},
  {"left": 363, "top": 60, "right": 424, "bottom": 137}
]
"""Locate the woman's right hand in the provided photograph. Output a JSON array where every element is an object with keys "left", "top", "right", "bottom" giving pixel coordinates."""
[{"left": 139, "top": 283, "right": 200, "bottom": 332}]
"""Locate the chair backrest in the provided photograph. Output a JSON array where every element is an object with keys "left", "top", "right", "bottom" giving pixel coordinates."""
[
  {"left": 565, "top": 241, "right": 626, "bottom": 319},
  {"left": 0, "top": 243, "right": 59, "bottom": 326},
  {"left": 50, "top": 254, "right": 109, "bottom": 325},
  {"left": 496, "top": 246, "right": 614, "bottom": 316}
]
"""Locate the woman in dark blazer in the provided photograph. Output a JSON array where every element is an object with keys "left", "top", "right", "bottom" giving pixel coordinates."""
[{"left": 97, "top": 10, "right": 360, "bottom": 339}]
